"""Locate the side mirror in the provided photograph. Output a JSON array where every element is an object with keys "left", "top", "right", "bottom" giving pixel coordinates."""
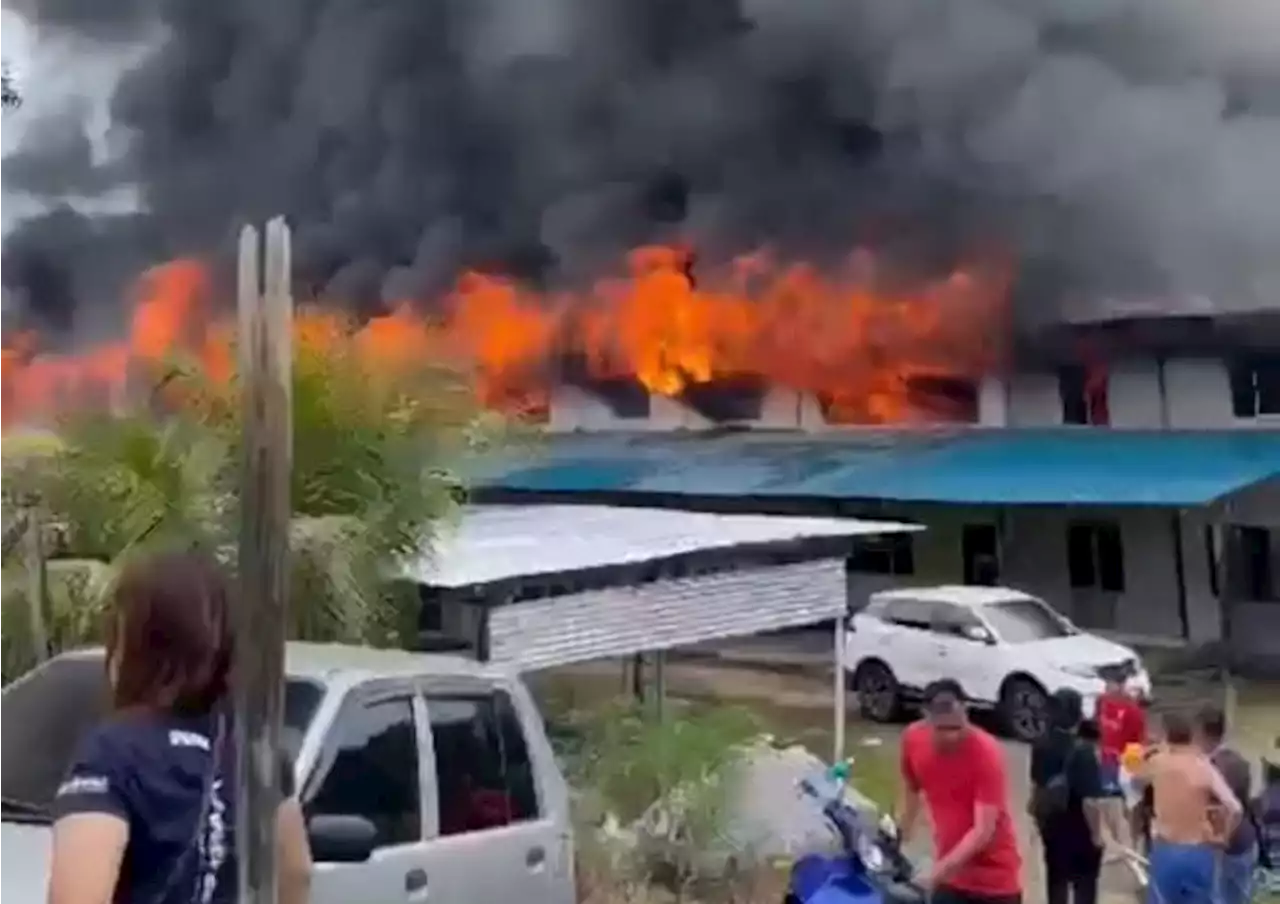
[
  {"left": 307, "top": 814, "right": 378, "bottom": 864},
  {"left": 963, "top": 626, "right": 997, "bottom": 645}
]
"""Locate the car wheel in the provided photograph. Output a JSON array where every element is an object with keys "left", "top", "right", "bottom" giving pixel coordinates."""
[
  {"left": 853, "top": 660, "right": 901, "bottom": 723},
  {"left": 1000, "top": 676, "right": 1049, "bottom": 742}
]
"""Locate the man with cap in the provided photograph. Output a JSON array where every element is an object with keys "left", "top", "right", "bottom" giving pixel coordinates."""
[{"left": 899, "top": 679, "right": 1024, "bottom": 904}]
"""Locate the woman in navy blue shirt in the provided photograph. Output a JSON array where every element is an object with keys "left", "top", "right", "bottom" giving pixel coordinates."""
[{"left": 46, "top": 549, "right": 312, "bottom": 904}]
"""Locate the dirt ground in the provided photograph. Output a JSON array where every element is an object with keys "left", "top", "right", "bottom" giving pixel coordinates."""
[{"left": 535, "top": 656, "right": 1280, "bottom": 904}]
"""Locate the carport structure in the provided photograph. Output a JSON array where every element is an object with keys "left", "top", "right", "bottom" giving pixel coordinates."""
[{"left": 399, "top": 504, "right": 922, "bottom": 758}]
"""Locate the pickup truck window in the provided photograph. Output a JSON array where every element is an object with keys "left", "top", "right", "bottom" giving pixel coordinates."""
[
  {"left": 305, "top": 697, "right": 421, "bottom": 848},
  {"left": 1, "top": 655, "right": 322, "bottom": 823},
  {"left": 427, "top": 691, "right": 540, "bottom": 837}
]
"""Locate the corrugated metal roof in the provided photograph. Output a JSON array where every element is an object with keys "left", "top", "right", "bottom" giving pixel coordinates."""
[
  {"left": 779, "top": 430, "right": 1280, "bottom": 505},
  {"left": 488, "top": 558, "right": 847, "bottom": 671},
  {"left": 480, "top": 430, "right": 1280, "bottom": 507},
  {"left": 405, "top": 504, "right": 919, "bottom": 588},
  {"left": 480, "top": 430, "right": 946, "bottom": 497}
]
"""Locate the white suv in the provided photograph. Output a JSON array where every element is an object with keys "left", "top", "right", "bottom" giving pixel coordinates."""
[{"left": 845, "top": 585, "right": 1151, "bottom": 742}]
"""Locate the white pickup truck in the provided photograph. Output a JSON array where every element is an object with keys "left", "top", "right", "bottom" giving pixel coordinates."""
[{"left": 1, "top": 643, "right": 576, "bottom": 904}]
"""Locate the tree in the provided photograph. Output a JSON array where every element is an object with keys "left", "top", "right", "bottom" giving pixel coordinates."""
[{"left": 1, "top": 309, "right": 510, "bottom": 680}]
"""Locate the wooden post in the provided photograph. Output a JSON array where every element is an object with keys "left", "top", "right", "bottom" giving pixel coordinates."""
[
  {"left": 234, "top": 218, "right": 293, "bottom": 904},
  {"left": 652, "top": 649, "right": 666, "bottom": 721},
  {"left": 833, "top": 614, "right": 847, "bottom": 763}
]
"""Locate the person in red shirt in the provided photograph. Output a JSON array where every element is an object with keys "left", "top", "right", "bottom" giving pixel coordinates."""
[
  {"left": 1095, "top": 666, "right": 1147, "bottom": 849},
  {"left": 899, "top": 679, "right": 1024, "bottom": 904},
  {"left": 1097, "top": 667, "right": 1147, "bottom": 766}
]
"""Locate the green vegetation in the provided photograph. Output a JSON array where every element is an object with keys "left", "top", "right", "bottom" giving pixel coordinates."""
[
  {"left": 1, "top": 324, "right": 505, "bottom": 680},
  {"left": 538, "top": 677, "right": 900, "bottom": 904}
]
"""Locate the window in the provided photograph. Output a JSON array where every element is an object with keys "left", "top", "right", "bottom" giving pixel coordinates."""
[
  {"left": 1228, "top": 356, "right": 1280, "bottom": 418},
  {"left": 906, "top": 375, "right": 980, "bottom": 424},
  {"left": 427, "top": 691, "right": 540, "bottom": 837},
  {"left": 1208, "top": 525, "right": 1277, "bottom": 601},
  {"left": 1059, "top": 365, "right": 1110, "bottom": 426},
  {"left": 1240, "top": 527, "right": 1277, "bottom": 601},
  {"left": 847, "top": 533, "right": 915, "bottom": 576},
  {"left": 600, "top": 379, "right": 652, "bottom": 419},
  {"left": 1204, "top": 526, "right": 1221, "bottom": 598},
  {"left": 878, "top": 598, "right": 935, "bottom": 630},
  {"left": 983, "top": 598, "right": 1073, "bottom": 643},
  {"left": 2, "top": 659, "right": 322, "bottom": 820},
  {"left": 931, "top": 602, "right": 986, "bottom": 639},
  {"left": 306, "top": 697, "right": 421, "bottom": 848},
  {"left": 280, "top": 680, "right": 326, "bottom": 764},
  {"left": 961, "top": 524, "right": 1000, "bottom": 586},
  {"left": 1066, "top": 521, "right": 1125, "bottom": 592},
  {"left": 419, "top": 585, "right": 445, "bottom": 633}
]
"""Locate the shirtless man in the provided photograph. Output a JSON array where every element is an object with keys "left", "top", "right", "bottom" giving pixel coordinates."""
[{"left": 1144, "top": 710, "right": 1242, "bottom": 904}]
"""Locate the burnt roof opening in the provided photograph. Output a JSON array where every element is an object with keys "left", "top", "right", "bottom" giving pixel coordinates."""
[{"left": 679, "top": 377, "right": 766, "bottom": 423}]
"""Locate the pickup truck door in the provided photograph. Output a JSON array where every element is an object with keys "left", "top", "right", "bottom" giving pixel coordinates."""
[
  {"left": 303, "top": 688, "right": 435, "bottom": 904},
  {"left": 417, "top": 677, "right": 574, "bottom": 904}
]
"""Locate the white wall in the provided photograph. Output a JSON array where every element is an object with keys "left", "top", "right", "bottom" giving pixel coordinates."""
[
  {"left": 996, "top": 356, "right": 1279, "bottom": 431},
  {"left": 1162, "top": 358, "right": 1280, "bottom": 429},
  {"left": 978, "top": 377, "right": 1009, "bottom": 427},
  {"left": 549, "top": 354, "right": 1274, "bottom": 433},
  {"left": 1001, "top": 357, "right": 1277, "bottom": 431},
  {"left": 1006, "top": 373, "right": 1062, "bottom": 426},
  {"left": 1107, "top": 360, "right": 1166, "bottom": 428}
]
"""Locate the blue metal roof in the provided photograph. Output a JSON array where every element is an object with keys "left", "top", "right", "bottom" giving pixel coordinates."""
[
  {"left": 482, "top": 431, "right": 946, "bottom": 497},
  {"left": 481, "top": 430, "right": 1280, "bottom": 507}
]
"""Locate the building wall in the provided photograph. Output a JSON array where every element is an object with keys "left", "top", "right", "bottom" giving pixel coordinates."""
[
  {"left": 542, "top": 356, "right": 1278, "bottom": 656},
  {"left": 547, "top": 385, "right": 829, "bottom": 432},
  {"left": 845, "top": 495, "right": 1279, "bottom": 657},
  {"left": 1004, "top": 373, "right": 1063, "bottom": 427},
  {"left": 1107, "top": 360, "right": 1167, "bottom": 428},
  {"left": 996, "top": 356, "right": 1278, "bottom": 430},
  {"left": 547, "top": 386, "right": 710, "bottom": 432},
  {"left": 548, "top": 354, "right": 1274, "bottom": 432}
]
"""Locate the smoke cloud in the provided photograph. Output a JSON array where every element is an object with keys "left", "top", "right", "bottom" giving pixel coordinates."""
[{"left": 4, "top": 0, "right": 1279, "bottom": 337}]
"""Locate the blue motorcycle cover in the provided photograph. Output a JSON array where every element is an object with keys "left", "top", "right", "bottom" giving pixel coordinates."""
[{"left": 789, "top": 853, "right": 882, "bottom": 904}]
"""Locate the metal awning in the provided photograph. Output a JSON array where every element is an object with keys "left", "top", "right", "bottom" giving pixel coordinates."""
[
  {"left": 399, "top": 504, "right": 918, "bottom": 670},
  {"left": 404, "top": 503, "right": 919, "bottom": 588}
]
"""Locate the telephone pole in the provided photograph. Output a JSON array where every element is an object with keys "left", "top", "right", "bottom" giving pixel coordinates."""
[{"left": 234, "top": 218, "right": 293, "bottom": 904}]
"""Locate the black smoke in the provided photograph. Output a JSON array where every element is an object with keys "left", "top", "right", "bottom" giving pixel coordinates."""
[{"left": 4, "top": 0, "right": 1280, "bottom": 337}]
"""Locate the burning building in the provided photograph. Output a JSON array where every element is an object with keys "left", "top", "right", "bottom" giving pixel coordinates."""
[{"left": 3, "top": 0, "right": 1279, "bottom": 661}]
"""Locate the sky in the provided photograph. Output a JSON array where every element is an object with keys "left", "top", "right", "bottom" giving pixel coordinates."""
[{"left": 1, "top": 11, "right": 141, "bottom": 234}]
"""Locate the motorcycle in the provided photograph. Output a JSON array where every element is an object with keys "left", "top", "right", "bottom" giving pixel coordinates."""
[{"left": 784, "top": 759, "right": 925, "bottom": 904}]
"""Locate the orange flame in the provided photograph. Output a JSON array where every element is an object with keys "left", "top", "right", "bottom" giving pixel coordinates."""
[{"left": 0, "top": 245, "right": 1008, "bottom": 431}]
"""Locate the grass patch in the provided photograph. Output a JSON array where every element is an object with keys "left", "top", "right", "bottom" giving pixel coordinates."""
[
  {"left": 538, "top": 683, "right": 899, "bottom": 904},
  {"left": 534, "top": 669, "right": 901, "bottom": 811}
]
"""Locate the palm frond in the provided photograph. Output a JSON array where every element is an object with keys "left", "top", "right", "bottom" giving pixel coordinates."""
[{"left": 2, "top": 310, "right": 508, "bottom": 667}]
